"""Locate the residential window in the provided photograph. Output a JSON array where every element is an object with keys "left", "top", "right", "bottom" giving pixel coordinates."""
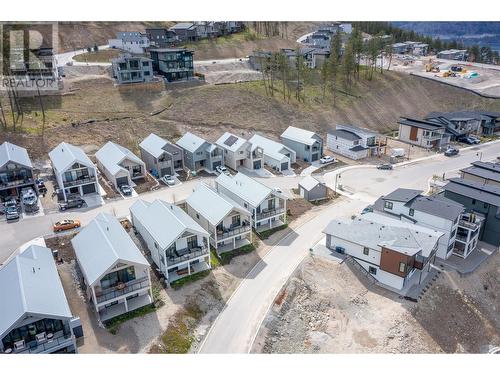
[
  {"left": 384, "top": 201, "right": 393, "bottom": 210},
  {"left": 363, "top": 247, "right": 369, "bottom": 256},
  {"left": 196, "top": 213, "right": 199, "bottom": 219},
  {"left": 368, "top": 266, "right": 377, "bottom": 275},
  {"left": 154, "top": 242, "right": 158, "bottom": 249},
  {"left": 399, "top": 262, "right": 406, "bottom": 273},
  {"left": 472, "top": 199, "right": 476, "bottom": 205},
  {"left": 187, "top": 235, "right": 198, "bottom": 249},
  {"left": 409, "top": 208, "right": 414, "bottom": 217}
]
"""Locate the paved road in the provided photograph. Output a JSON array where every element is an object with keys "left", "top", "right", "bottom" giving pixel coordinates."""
[
  {"left": 55, "top": 45, "right": 109, "bottom": 67},
  {"left": 198, "top": 141, "right": 500, "bottom": 353}
]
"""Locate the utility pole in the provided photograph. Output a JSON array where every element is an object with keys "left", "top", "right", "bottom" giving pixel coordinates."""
[{"left": 477, "top": 152, "right": 483, "bottom": 161}]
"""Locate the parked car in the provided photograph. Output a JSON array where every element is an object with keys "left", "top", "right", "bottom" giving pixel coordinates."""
[
  {"left": 274, "top": 187, "right": 283, "bottom": 194},
  {"left": 35, "top": 178, "right": 47, "bottom": 194},
  {"left": 120, "top": 184, "right": 132, "bottom": 196},
  {"left": 444, "top": 148, "right": 459, "bottom": 157},
  {"left": 59, "top": 197, "right": 85, "bottom": 211},
  {"left": 161, "top": 175, "right": 176, "bottom": 186},
  {"left": 6, "top": 206, "right": 20, "bottom": 221},
  {"left": 216, "top": 165, "right": 230, "bottom": 175},
  {"left": 460, "top": 136, "right": 475, "bottom": 145},
  {"left": 53, "top": 219, "right": 81, "bottom": 232},
  {"left": 320, "top": 155, "right": 334, "bottom": 164},
  {"left": 361, "top": 205, "right": 373, "bottom": 214},
  {"left": 377, "top": 163, "right": 393, "bottom": 170},
  {"left": 21, "top": 188, "right": 37, "bottom": 206},
  {"left": 468, "top": 135, "right": 481, "bottom": 144}
]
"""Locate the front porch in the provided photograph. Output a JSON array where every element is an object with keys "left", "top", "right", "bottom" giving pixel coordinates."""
[
  {"left": 166, "top": 258, "right": 211, "bottom": 284},
  {"left": 216, "top": 237, "right": 251, "bottom": 255},
  {"left": 98, "top": 293, "right": 153, "bottom": 322},
  {"left": 255, "top": 216, "right": 286, "bottom": 233}
]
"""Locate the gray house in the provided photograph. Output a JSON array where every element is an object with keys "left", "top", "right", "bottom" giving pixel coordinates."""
[
  {"left": 169, "top": 23, "right": 198, "bottom": 42},
  {"left": 443, "top": 177, "right": 500, "bottom": 246},
  {"left": 111, "top": 54, "right": 154, "bottom": 85},
  {"left": 298, "top": 175, "right": 328, "bottom": 202},
  {"left": 425, "top": 111, "right": 500, "bottom": 137},
  {"left": 0, "top": 141, "right": 35, "bottom": 200},
  {"left": 175, "top": 132, "right": 224, "bottom": 172},
  {"left": 145, "top": 28, "right": 177, "bottom": 47},
  {"left": 280, "top": 126, "right": 323, "bottom": 162},
  {"left": 139, "top": 133, "right": 184, "bottom": 178}
]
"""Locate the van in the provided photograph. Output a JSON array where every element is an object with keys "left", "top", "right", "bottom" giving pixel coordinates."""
[{"left": 391, "top": 148, "right": 405, "bottom": 158}]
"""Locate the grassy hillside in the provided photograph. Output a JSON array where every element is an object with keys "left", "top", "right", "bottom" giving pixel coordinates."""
[{"left": 1, "top": 71, "right": 499, "bottom": 159}]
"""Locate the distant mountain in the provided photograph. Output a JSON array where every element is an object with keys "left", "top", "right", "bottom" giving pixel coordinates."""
[{"left": 392, "top": 22, "right": 500, "bottom": 51}]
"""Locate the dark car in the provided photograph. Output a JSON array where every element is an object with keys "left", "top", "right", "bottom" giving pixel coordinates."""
[
  {"left": 377, "top": 163, "right": 393, "bottom": 170},
  {"left": 35, "top": 178, "right": 48, "bottom": 194},
  {"left": 444, "top": 148, "right": 459, "bottom": 157},
  {"left": 59, "top": 197, "right": 85, "bottom": 211},
  {"left": 120, "top": 184, "right": 132, "bottom": 196}
]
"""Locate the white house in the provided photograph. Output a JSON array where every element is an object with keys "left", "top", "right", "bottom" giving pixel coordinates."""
[
  {"left": 130, "top": 199, "right": 211, "bottom": 284},
  {"left": 323, "top": 216, "right": 442, "bottom": 292},
  {"left": 215, "top": 132, "right": 263, "bottom": 171},
  {"left": 186, "top": 183, "right": 252, "bottom": 253},
  {"left": 72, "top": 213, "right": 152, "bottom": 322},
  {"left": 215, "top": 172, "right": 287, "bottom": 231},
  {"left": 95, "top": 141, "right": 146, "bottom": 190},
  {"left": 327, "top": 124, "right": 383, "bottom": 160},
  {"left": 280, "top": 126, "right": 323, "bottom": 162},
  {"left": 108, "top": 32, "right": 150, "bottom": 54},
  {"left": 371, "top": 188, "right": 482, "bottom": 260},
  {"left": 48, "top": 142, "right": 98, "bottom": 201},
  {"left": 0, "top": 245, "right": 79, "bottom": 354},
  {"left": 248, "top": 134, "right": 296, "bottom": 172}
]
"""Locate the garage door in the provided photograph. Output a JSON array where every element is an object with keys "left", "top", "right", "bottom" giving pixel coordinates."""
[
  {"left": 280, "top": 162, "right": 289, "bottom": 171},
  {"left": 253, "top": 160, "right": 262, "bottom": 169},
  {"left": 160, "top": 167, "right": 172, "bottom": 177},
  {"left": 212, "top": 161, "right": 222, "bottom": 169},
  {"left": 311, "top": 153, "right": 319, "bottom": 161},
  {"left": 82, "top": 183, "right": 96, "bottom": 195},
  {"left": 116, "top": 176, "right": 129, "bottom": 187}
]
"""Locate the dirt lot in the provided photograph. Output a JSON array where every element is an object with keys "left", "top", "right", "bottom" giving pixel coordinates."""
[{"left": 252, "top": 252, "right": 500, "bottom": 353}]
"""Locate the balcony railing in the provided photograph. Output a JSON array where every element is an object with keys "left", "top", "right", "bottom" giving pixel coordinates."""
[
  {"left": 255, "top": 207, "right": 285, "bottom": 220},
  {"left": 95, "top": 277, "right": 150, "bottom": 304},
  {"left": 458, "top": 219, "right": 480, "bottom": 231},
  {"left": 3, "top": 331, "right": 73, "bottom": 354},
  {"left": 0, "top": 177, "right": 34, "bottom": 189},
  {"left": 214, "top": 223, "right": 251, "bottom": 240},
  {"left": 63, "top": 176, "right": 96, "bottom": 188},
  {"left": 167, "top": 246, "right": 209, "bottom": 266}
]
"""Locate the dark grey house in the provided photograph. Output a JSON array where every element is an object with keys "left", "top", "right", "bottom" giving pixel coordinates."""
[
  {"left": 139, "top": 133, "right": 184, "bottom": 178},
  {"left": 443, "top": 177, "right": 500, "bottom": 246},
  {"left": 175, "top": 132, "right": 224, "bottom": 172},
  {"left": 149, "top": 48, "right": 194, "bottom": 82},
  {"left": 425, "top": 111, "right": 500, "bottom": 137},
  {"left": 460, "top": 161, "right": 500, "bottom": 188},
  {"left": 280, "top": 126, "right": 323, "bottom": 162},
  {"left": 298, "top": 176, "right": 328, "bottom": 202},
  {"left": 0, "top": 142, "right": 35, "bottom": 200},
  {"left": 169, "top": 23, "right": 198, "bottom": 42},
  {"left": 145, "top": 28, "right": 177, "bottom": 47}
]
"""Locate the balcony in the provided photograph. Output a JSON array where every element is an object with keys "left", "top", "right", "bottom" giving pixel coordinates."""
[
  {"left": 3, "top": 330, "right": 73, "bottom": 354},
  {"left": 256, "top": 207, "right": 285, "bottom": 220},
  {"left": 95, "top": 277, "right": 150, "bottom": 304},
  {"left": 166, "top": 246, "right": 209, "bottom": 266},
  {"left": 458, "top": 218, "right": 480, "bottom": 231},
  {"left": 0, "top": 177, "right": 34, "bottom": 189},
  {"left": 214, "top": 223, "right": 251, "bottom": 240},
  {"left": 63, "top": 175, "right": 96, "bottom": 188}
]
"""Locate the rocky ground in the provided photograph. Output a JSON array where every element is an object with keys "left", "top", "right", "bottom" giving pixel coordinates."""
[{"left": 252, "top": 252, "right": 500, "bottom": 354}]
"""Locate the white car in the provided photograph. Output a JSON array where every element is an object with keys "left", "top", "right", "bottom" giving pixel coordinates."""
[
  {"left": 216, "top": 165, "right": 230, "bottom": 175},
  {"left": 320, "top": 155, "right": 334, "bottom": 164},
  {"left": 161, "top": 175, "right": 176, "bottom": 186},
  {"left": 274, "top": 187, "right": 283, "bottom": 194}
]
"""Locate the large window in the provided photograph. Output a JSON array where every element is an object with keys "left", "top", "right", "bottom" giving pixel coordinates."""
[
  {"left": 2, "top": 319, "right": 65, "bottom": 350},
  {"left": 100, "top": 266, "right": 136, "bottom": 289},
  {"left": 399, "top": 262, "right": 406, "bottom": 273},
  {"left": 363, "top": 247, "right": 369, "bottom": 256},
  {"left": 384, "top": 201, "right": 393, "bottom": 210},
  {"left": 187, "top": 235, "right": 198, "bottom": 249}
]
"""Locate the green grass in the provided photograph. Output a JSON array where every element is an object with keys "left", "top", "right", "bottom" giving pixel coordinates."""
[
  {"left": 256, "top": 224, "right": 288, "bottom": 240},
  {"left": 219, "top": 243, "right": 256, "bottom": 265},
  {"left": 105, "top": 304, "right": 157, "bottom": 335},
  {"left": 210, "top": 248, "right": 222, "bottom": 268},
  {"left": 170, "top": 270, "right": 211, "bottom": 290}
]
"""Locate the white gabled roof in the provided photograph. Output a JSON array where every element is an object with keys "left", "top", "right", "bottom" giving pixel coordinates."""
[
  {"left": 176, "top": 132, "right": 209, "bottom": 154},
  {"left": 281, "top": 126, "right": 319, "bottom": 146},
  {"left": 248, "top": 134, "right": 294, "bottom": 162},
  {"left": 299, "top": 175, "right": 322, "bottom": 191},
  {"left": 139, "top": 133, "right": 168, "bottom": 158},
  {"left": 215, "top": 132, "right": 248, "bottom": 153},
  {"left": 130, "top": 199, "right": 209, "bottom": 250},
  {"left": 95, "top": 141, "right": 144, "bottom": 177},
  {"left": 71, "top": 213, "right": 149, "bottom": 286},
  {"left": 186, "top": 183, "right": 250, "bottom": 226},
  {"left": 48, "top": 142, "right": 95, "bottom": 173},
  {"left": 0, "top": 142, "right": 32, "bottom": 170},
  {"left": 215, "top": 172, "right": 274, "bottom": 207},
  {"left": 0, "top": 245, "right": 73, "bottom": 337}
]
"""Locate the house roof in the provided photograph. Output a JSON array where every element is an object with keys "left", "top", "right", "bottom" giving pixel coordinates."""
[
  {"left": 248, "top": 134, "right": 294, "bottom": 162},
  {"left": 405, "top": 195, "right": 464, "bottom": 221},
  {"left": 461, "top": 165, "right": 500, "bottom": 184},
  {"left": 130, "top": 199, "right": 209, "bottom": 250},
  {"left": 349, "top": 145, "right": 368, "bottom": 152},
  {"left": 426, "top": 111, "right": 479, "bottom": 122},
  {"left": 149, "top": 48, "right": 191, "bottom": 53},
  {"left": 398, "top": 117, "right": 445, "bottom": 131},
  {"left": 176, "top": 132, "right": 209, "bottom": 154},
  {"left": 95, "top": 141, "right": 144, "bottom": 177},
  {"left": 323, "top": 216, "right": 441, "bottom": 257},
  {"left": 169, "top": 23, "right": 196, "bottom": 30},
  {"left": 337, "top": 124, "right": 377, "bottom": 138},
  {"left": 299, "top": 175, "right": 322, "bottom": 191},
  {"left": 280, "top": 126, "right": 320, "bottom": 146},
  {"left": 48, "top": 142, "right": 95, "bottom": 173},
  {"left": 383, "top": 188, "right": 423, "bottom": 203},
  {"left": 215, "top": 172, "right": 274, "bottom": 207},
  {"left": 328, "top": 128, "right": 361, "bottom": 141},
  {"left": 215, "top": 132, "right": 248, "bottom": 152},
  {"left": 0, "top": 245, "right": 73, "bottom": 337},
  {"left": 72, "top": 213, "right": 149, "bottom": 286},
  {"left": 443, "top": 178, "right": 500, "bottom": 207},
  {"left": 0, "top": 141, "right": 32, "bottom": 169},
  {"left": 139, "top": 133, "right": 179, "bottom": 158},
  {"left": 471, "top": 161, "right": 500, "bottom": 174},
  {"left": 186, "top": 183, "right": 250, "bottom": 226}
]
